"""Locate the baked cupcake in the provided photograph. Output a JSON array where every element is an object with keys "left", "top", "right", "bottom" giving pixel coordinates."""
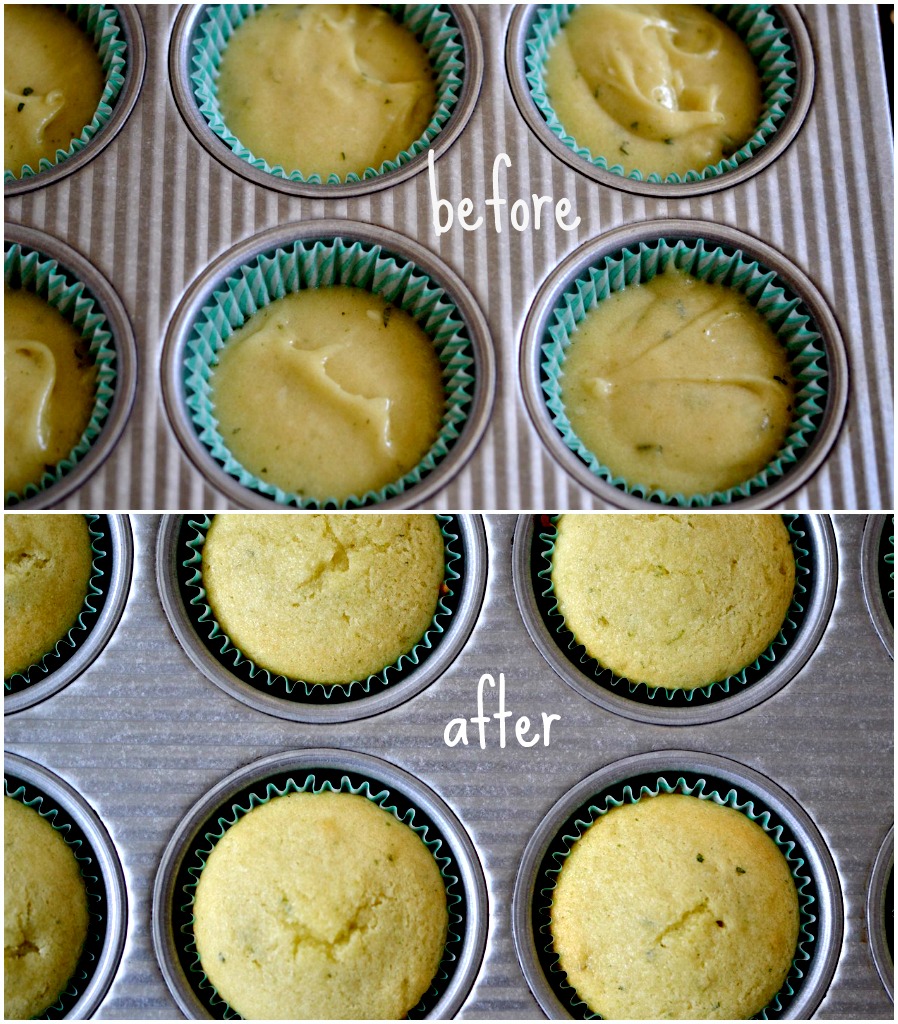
[
  {"left": 550, "top": 513, "right": 796, "bottom": 690},
  {"left": 550, "top": 792, "right": 800, "bottom": 1019},
  {"left": 4, "top": 795, "right": 90, "bottom": 1020},
  {"left": 192, "top": 790, "right": 448, "bottom": 1019},
  {"left": 4, "top": 513, "right": 93, "bottom": 679},
  {"left": 201, "top": 513, "right": 445, "bottom": 684}
]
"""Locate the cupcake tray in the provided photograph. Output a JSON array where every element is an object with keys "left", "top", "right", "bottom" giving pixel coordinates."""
[
  {"left": 3, "top": 513, "right": 893, "bottom": 1020},
  {"left": 3, "top": 4, "right": 893, "bottom": 511}
]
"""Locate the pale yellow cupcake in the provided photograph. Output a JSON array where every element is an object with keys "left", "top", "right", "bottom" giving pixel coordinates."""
[
  {"left": 4, "top": 796, "right": 90, "bottom": 1020},
  {"left": 551, "top": 514, "right": 795, "bottom": 690},
  {"left": 193, "top": 790, "right": 448, "bottom": 1019},
  {"left": 202, "top": 513, "right": 445, "bottom": 684},
  {"left": 4, "top": 514, "right": 93, "bottom": 678},
  {"left": 550, "top": 793, "right": 800, "bottom": 1019}
]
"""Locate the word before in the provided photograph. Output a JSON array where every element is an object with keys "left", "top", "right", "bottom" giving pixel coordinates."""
[
  {"left": 443, "top": 673, "right": 561, "bottom": 748},
  {"left": 429, "top": 150, "right": 581, "bottom": 236}
]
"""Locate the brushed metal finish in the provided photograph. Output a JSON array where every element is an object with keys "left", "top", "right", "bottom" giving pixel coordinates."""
[
  {"left": 861, "top": 514, "right": 894, "bottom": 660},
  {"left": 511, "top": 749, "right": 844, "bottom": 1020},
  {"left": 518, "top": 219, "right": 849, "bottom": 509},
  {"left": 4, "top": 226, "right": 139, "bottom": 510},
  {"left": 2, "top": 514, "right": 893, "bottom": 1019},
  {"left": 4, "top": 751, "right": 129, "bottom": 1020},
  {"left": 159, "top": 219, "right": 496, "bottom": 509},
  {"left": 866, "top": 825, "right": 894, "bottom": 1003},
  {"left": 151, "top": 747, "right": 489, "bottom": 1019},
  {"left": 4, "top": 514, "right": 134, "bottom": 715},
  {"left": 511, "top": 514, "right": 838, "bottom": 726},
  {"left": 155, "top": 514, "right": 488, "bottom": 723},
  {"left": 167, "top": 4, "right": 485, "bottom": 199}
]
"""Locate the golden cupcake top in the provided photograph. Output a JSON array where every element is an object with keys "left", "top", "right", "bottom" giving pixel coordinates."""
[
  {"left": 544, "top": 4, "right": 761, "bottom": 177},
  {"left": 4, "top": 287, "right": 98, "bottom": 496},
  {"left": 209, "top": 286, "right": 445, "bottom": 502},
  {"left": 4, "top": 513, "right": 93, "bottom": 678},
  {"left": 560, "top": 267, "right": 795, "bottom": 497},
  {"left": 5, "top": 4, "right": 105, "bottom": 174},
  {"left": 217, "top": 4, "right": 436, "bottom": 178},
  {"left": 550, "top": 792, "right": 800, "bottom": 1019},
  {"left": 551, "top": 513, "right": 795, "bottom": 690},
  {"left": 202, "top": 513, "right": 445, "bottom": 684},
  {"left": 193, "top": 790, "right": 448, "bottom": 1019},
  {"left": 5, "top": 796, "right": 90, "bottom": 1020}
]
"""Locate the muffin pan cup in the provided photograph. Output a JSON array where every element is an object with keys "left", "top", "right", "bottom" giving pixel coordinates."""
[
  {"left": 168, "top": 4, "right": 484, "bottom": 198},
  {"left": 505, "top": 4, "right": 815, "bottom": 198},
  {"left": 4, "top": 514, "right": 133, "bottom": 716},
  {"left": 867, "top": 825, "right": 894, "bottom": 1002},
  {"left": 512, "top": 514, "right": 837, "bottom": 726},
  {"left": 5, "top": 5, "right": 147, "bottom": 195},
  {"left": 152, "top": 747, "right": 489, "bottom": 1021},
  {"left": 4, "top": 751, "right": 128, "bottom": 1021},
  {"left": 512, "top": 749, "right": 843, "bottom": 1020},
  {"left": 519, "top": 219, "right": 849, "bottom": 509},
  {"left": 861, "top": 514, "right": 894, "bottom": 660},
  {"left": 4, "top": 224, "right": 138, "bottom": 509},
  {"left": 155, "top": 513, "right": 488, "bottom": 723},
  {"left": 160, "top": 220, "right": 495, "bottom": 509}
]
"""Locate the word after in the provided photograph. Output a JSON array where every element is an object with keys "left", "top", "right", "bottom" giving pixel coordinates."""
[{"left": 444, "top": 673, "right": 561, "bottom": 748}]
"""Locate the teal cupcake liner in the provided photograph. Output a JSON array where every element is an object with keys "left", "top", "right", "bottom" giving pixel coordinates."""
[
  {"left": 4, "top": 774, "right": 108, "bottom": 1020},
  {"left": 882, "top": 515, "right": 894, "bottom": 623},
  {"left": 524, "top": 4, "right": 797, "bottom": 185},
  {"left": 541, "top": 237, "right": 829, "bottom": 507},
  {"left": 534, "top": 772, "right": 817, "bottom": 1020},
  {"left": 4, "top": 514, "right": 109, "bottom": 695},
  {"left": 4, "top": 242, "right": 119, "bottom": 506},
  {"left": 190, "top": 4, "right": 465, "bottom": 185},
  {"left": 173, "top": 769, "right": 465, "bottom": 1020},
  {"left": 184, "top": 235, "right": 476, "bottom": 508},
  {"left": 179, "top": 513, "right": 462, "bottom": 702},
  {"left": 5, "top": 5, "right": 128, "bottom": 182},
  {"left": 535, "top": 514, "right": 811, "bottom": 706}
]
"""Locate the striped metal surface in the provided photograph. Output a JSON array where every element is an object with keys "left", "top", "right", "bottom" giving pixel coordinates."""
[
  {"left": 4, "top": 5, "right": 894, "bottom": 511},
  {"left": 3, "top": 514, "right": 894, "bottom": 1019}
]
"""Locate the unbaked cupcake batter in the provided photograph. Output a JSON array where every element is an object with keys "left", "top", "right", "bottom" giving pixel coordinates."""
[
  {"left": 4, "top": 287, "right": 97, "bottom": 496},
  {"left": 560, "top": 267, "right": 795, "bottom": 496},
  {"left": 544, "top": 5, "right": 761, "bottom": 177},
  {"left": 210, "top": 286, "right": 445, "bottom": 501},
  {"left": 217, "top": 4, "right": 436, "bottom": 178},
  {"left": 5, "top": 4, "right": 105, "bottom": 174}
]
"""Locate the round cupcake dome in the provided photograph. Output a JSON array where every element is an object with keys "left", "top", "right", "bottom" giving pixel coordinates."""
[
  {"left": 4, "top": 752, "right": 128, "bottom": 1020},
  {"left": 513, "top": 750, "right": 843, "bottom": 1021},
  {"left": 5, "top": 4, "right": 146, "bottom": 194},
  {"left": 4, "top": 514, "right": 133, "bottom": 716},
  {"left": 161, "top": 221, "right": 494, "bottom": 510},
  {"left": 512, "top": 513, "right": 837, "bottom": 725},
  {"left": 506, "top": 4, "right": 814, "bottom": 197},
  {"left": 169, "top": 4, "right": 483, "bottom": 197},
  {"left": 152, "top": 748, "right": 488, "bottom": 1020},
  {"left": 4, "top": 226, "right": 137, "bottom": 509},
  {"left": 520, "top": 220, "right": 848, "bottom": 509},
  {"left": 155, "top": 513, "right": 488, "bottom": 723}
]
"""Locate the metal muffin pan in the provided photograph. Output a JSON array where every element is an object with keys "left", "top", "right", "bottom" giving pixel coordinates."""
[
  {"left": 4, "top": 224, "right": 139, "bottom": 510},
  {"left": 4, "top": 5, "right": 147, "bottom": 197},
  {"left": 2, "top": 6, "right": 891, "bottom": 510},
  {"left": 155, "top": 513, "right": 488, "bottom": 723},
  {"left": 511, "top": 748, "right": 844, "bottom": 1020},
  {"left": 4, "top": 751, "right": 129, "bottom": 1020},
  {"left": 4, "top": 513, "right": 134, "bottom": 716},
  {"left": 505, "top": 4, "right": 816, "bottom": 199},
  {"left": 168, "top": 4, "right": 485, "bottom": 199},
  {"left": 159, "top": 219, "right": 496, "bottom": 510},
  {"left": 866, "top": 825, "right": 894, "bottom": 1003},
  {"left": 512, "top": 514, "right": 837, "bottom": 726},
  {"left": 861, "top": 514, "right": 894, "bottom": 661},
  {"left": 3, "top": 514, "right": 893, "bottom": 1019},
  {"left": 152, "top": 746, "right": 489, "bottom": 1019}
]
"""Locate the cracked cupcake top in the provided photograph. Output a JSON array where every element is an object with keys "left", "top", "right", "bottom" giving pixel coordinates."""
[
  {"left": 192, "top": 790, "right": 448, "bottom": 1019},
  {"left": 550, "top": 792, "right": 799, "bottom": 1019},
  {"left": 202, "top": 513, "right": 445, "bottom": 684}
]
